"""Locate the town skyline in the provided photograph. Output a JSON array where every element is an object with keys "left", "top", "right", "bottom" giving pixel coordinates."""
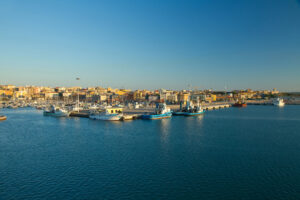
[
  {"left": 0, "top": 82, "right": 296, "bottom": 93},
  {"left": 1, "top": 84, "right": 286, "bottom": 105}
]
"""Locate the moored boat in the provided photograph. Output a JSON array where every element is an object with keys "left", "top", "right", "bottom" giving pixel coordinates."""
[
  {"left": 141, "top": 103, "right": 172, "bottom": 120},
  {"left": 233, "top": 103, "right": 247, "bottom": 107},
  {"left": 121, "top": 114, "right": 135, "bottom": 121},
  {"left": 89, "top": 107, "right": 123, "bottom": 121},
  {"left": 273, "top": 98, "right": 285, "bottom": 107},
  {"left": 184, "top": 110, "right": 205, "bottom": 116},
  {"left": 0, "top": 115, "right": 7, "bottom": 121},
  {"left": 233, "top": 99, "right": 247, "bottom": 107},
  {"left": 173, "top": 101, "right": 205, "bottom": 116},
  {"left": 43, "top": 105, "right": 70, "bottom": 117}
]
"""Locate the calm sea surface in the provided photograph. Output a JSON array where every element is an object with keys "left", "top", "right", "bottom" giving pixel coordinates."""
[{"left": 1, "top": 106, "right": 300, "bottom": 200}]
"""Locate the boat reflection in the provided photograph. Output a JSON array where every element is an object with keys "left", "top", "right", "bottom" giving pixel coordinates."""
[
  {"left": 158, "top": 118, "right": 171, "bottom": 143},
  {"left": 184, "top": 114, "right": 204, "bottom": 136}
]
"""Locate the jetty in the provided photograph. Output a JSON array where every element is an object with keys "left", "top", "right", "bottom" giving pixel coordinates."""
[
  {"left": 168, "top": 103, "right": 231, "bottom": 111},
  {"left": 202, "top": 104, "right": 231, "bottom": 110},
  {"left": 123, "top": 103, "right": 232, "bottom": 117},
  {"left": 247, "top": 99, "right": 300, "bottom": 105}
]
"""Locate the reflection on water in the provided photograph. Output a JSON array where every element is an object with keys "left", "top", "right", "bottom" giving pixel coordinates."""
[
  {"left": 195, "top": 114, "right": 204, "bottom": 122},
  {"left": 72, "top": 117, "right": 83, "bottom": 129},
  {"left": 158, "top": 118, "right": 171, "bottom": 143},
  {"left": 58, "top": 117, "right": 69, "bottom": 127},
  {"left": 186, "top": 114, "right": 204, "bottom": 128}
]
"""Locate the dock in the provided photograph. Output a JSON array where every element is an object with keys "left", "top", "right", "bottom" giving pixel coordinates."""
[
  {"left": 124, "top": 103, "right": 232, "bottom": 115},
  {"left": 202, "top": 104, "right": 231, "bottom": 110},
  {"left": 247, "top": 100, "right": 300, "bottom": 105},
  {"left": 43, "top": 102, "right": 233, "bottom": 119}
]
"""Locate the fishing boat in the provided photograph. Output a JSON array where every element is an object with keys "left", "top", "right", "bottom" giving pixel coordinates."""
[
  {"left": 273, "top": 98, "right": 285, "bottom": 107},
  {"left": 233, "top": 99, "right": 247, "bottom": 107},
  {"left": 89, "top": 104, "right": 99, "bottom": 110},
  {"left": 141, "top": 103, "right": 172, "bottom": 120},
  {"left": 173, "top": 101, "right": 205, "bottom": 116},
  {"left": 183, "top": 105, "right": 205, "bottom": 116},
  {"left": 89, "top": 107, "right": 123, "bottom": 121},
  {"left": 0, "top": 115, "right": 7, "bottom": 121},
  {"left": 121, "top": 114, "right": 135, "bottom": 121},
  {"left": 43, "top": 105, "right": 70, "bottom": 117}
]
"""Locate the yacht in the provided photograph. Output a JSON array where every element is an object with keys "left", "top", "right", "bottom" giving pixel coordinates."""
[
  {"left": 89, "top": 104, "right": 99, "bottom": 110},
  {"left": 273, "top": 98, "right": 285, "bottom": 107},
  {"left": 43, "top": 105, "right": 70, "bottom": 117},
  {"left": 89, "top": 107, "right": 123, "bottom": 121}
]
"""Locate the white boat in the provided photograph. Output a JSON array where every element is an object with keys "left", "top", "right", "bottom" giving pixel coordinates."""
[
  {"left": 43, "top": 105, "right": 70, "bottom": 117},
  {"left": 173, "top": 100, "right": 205, "bottom": 116},
  {"left": 72, "top": 104, "right": 82, "bottom": 112},
  {"left": 89, "top": 104, "right": 99, "bottom": 110},
  {"left": 89, "top": 107, "right": 123, "bottom": 121},
  {"left": 0, "top": 115, "right": 7, "bottom": 121},
  {"left": 273, "top": 98, "right": 285, "bottom": 107}
]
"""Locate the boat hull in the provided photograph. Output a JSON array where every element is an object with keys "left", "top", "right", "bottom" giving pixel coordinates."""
[
  {"left": 273, "top": 102, "right": 285, "bottom": 107},
  {"left": 43, "top": 111, "right": 69, "bottom": 117},
  {"left": 183, "top": 110, "right": 205, "bottom": 116},
  {"left": 89, "top": 114, "right": 122, "bottom": 121},
  {"left": 121, "top": 115, "right": 135, "bottom": 120},
  {"left": 0, "top": 115, "right": 7, "bottom": 121},
  {"left": 173, "top": 111, "right": 205, "bottom": 116},
  {"left": 233, "top": 103, "right": 247, "bottom": 107},
  {"left": 141, "top": 112, "right": 172, "bottom": 120}
]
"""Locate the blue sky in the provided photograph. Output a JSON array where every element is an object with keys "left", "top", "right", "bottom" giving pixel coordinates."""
[{"left": 0, "top": 0, "right": 300, "bottom": 91}]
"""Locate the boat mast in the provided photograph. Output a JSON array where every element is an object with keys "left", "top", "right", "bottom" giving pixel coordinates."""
[{"left": 76, "top": 78, "right": 80, "bottom": 110}]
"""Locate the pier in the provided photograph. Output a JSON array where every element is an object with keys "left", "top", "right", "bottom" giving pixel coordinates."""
[
  {"left": 123, "top": 103, "right": 232, "bottom": 115},
  {"left": 202, "top": 104, "right": 231, "bottom": 110}
]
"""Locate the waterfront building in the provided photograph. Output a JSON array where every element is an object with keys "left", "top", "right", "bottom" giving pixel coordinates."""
[
  {"left": 45, "top": 92, "right": 59, "bottom": 100},
  {"left": 178, "top": 92, "right": 190, "bottom": 103}
]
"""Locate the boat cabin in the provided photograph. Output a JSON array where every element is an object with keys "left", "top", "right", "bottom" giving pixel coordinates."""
[{"left": 106, "top": 108, "right": 123, "bottom": 114}]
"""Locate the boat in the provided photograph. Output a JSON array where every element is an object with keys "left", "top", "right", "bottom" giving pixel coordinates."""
[
  {"left": 0, "top": 115, "right": 7, "bottom": 121},
  {"left": 43, "top": 105, "right": 70, "bottom": 117},
  {"left": 273, "top": 98, "right": 285, "bottom": 107},
  {"left": 7, "top": 105, "right": 18, "bottom": 109},
  {"left": 121, "top": 114, "right": 135, "bottom": 121},
  {"left": 141, "top": 103, "right": 172, "bottom": 120},
  {"left": 173, "top": 101, "right": 205, "bottom": 116},
  {"left": 89, "top": 104, "right": 99, "bottom": 110},
  {"left": 233, "top": 99, "right": 247, "bottom": 107},
  {"left": 89, "top": 107, "right": 123, "bottom": 121}
]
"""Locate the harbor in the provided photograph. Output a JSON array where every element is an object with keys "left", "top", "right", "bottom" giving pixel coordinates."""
[
  {"left": 2, "top": 84, "right": 299, "bottom": 123},
  {"left": 2, "top": 97, "right": 299, "bottom": 122},
  {"left": 1, "top": 100, "right": 233, "bottom": 121}
]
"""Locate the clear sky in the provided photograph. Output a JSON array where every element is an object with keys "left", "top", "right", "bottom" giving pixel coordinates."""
[{"left": 0, "top": 0, "right": 300, "bottom": 91}]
